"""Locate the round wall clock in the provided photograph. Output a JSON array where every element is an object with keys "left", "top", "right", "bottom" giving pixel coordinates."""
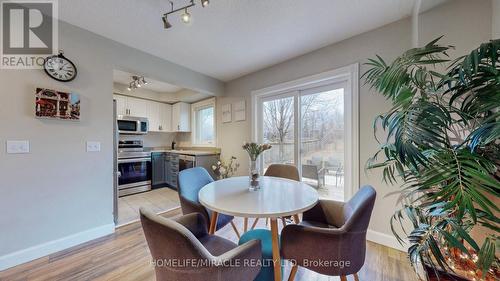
[{"left": 44, "top": 51, "right": 77, "bottom": 82}]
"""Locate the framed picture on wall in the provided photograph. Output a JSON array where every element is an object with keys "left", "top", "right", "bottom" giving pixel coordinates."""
[
  {"left": 35, "top": 88, "right": 81, "bottom": 120},
  {"left": 234, "top": 100, "right": 245, "bottom": 121},
  {"left": 222, "top": 103, "right": 232, "bottom": 123}
]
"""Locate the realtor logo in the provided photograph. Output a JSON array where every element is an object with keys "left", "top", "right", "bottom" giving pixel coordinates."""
[{"left": 1, "top": 0, "right": 58, "bottom": 69}]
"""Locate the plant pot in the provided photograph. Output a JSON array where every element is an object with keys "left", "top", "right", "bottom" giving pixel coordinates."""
[{"left": 424, "top": 265, "right": 471, "bottom": 281}]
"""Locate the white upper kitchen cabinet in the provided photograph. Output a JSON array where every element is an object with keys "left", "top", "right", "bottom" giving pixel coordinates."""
[
  {"left": 149, "top": 102, "right": 172, "bottom": 132},
  {"left": 172, "top": 102, "right": 191, "bottom": 132},
  {"left": 114, "top": 95, "right": 127, "bottom": 116},
  {"left": 127, "top": 97, "right": 149, "bottom": 118},
  {"left": 148, "top": 101, "right": 161, "bottom": 132},
  {"left": 159, "top": 103, "right": 172, "bottom": 132}
]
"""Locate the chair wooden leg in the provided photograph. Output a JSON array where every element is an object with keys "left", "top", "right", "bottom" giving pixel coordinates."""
[
  {"left": 281, "top": 217, "right": 287, "bottom": 227},
  {"left": 288, "top": 264, "right": 298, "bottom": 281},
  {"left": 292, "top": 214, "right": 300, "bottom": 224},
  {"left": 209, "top": 212, "right": 218, "bottom": 234},
  {"left": 270, "top": 218, "right": 282, "bottom": 281},
  {"left": 229, "top": 220, "right": 240, "bottom": 239},
  {"left": 251, "top": 217, "right": 260, "bottom": 230},
  {"left": 244, "top": 217, "right": 248, "bottom": 232},
  {"left": 353, "top": 273, "right": 360, "bottom": 281},
  {"left": 340, "top": 276, "right": 348, "bottom": 281}
]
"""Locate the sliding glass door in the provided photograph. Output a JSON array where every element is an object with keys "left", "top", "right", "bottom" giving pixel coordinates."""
[
  {"left": 261, "top": 93, "right": 296, "bottom": 170},
  {"left": 257, "top": 82, "right": 349, "bottom": 201},
  {"left": 300, "top": 84, "right": 346, "bottom": 201}
]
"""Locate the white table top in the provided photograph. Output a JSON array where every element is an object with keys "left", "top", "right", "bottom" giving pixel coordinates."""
[{"left": 199, "top": 176, "right": 319, "bottom": 218}]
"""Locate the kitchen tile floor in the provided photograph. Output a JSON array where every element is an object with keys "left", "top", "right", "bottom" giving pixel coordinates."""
[{"left": 117, "top": 187, "right": 180, "bottom": 226}]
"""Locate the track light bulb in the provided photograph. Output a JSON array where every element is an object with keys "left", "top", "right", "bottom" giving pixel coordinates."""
[
  {"left": 201, "top": 0, "right": 209, "bottom": 7},
  {"left": 127, "top": 87, "right": 131, "bottom": 91},
  {"left": 181, "top": 8, "right": 191, "bottom": 23}
]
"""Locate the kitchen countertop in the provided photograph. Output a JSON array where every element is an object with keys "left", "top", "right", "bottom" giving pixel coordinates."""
[{"left": 146, "top": 147, "right": 219, "bottom": 156}]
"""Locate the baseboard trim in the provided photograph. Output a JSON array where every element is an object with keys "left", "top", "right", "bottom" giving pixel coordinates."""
[
  {"left": 0, "top": 223, "right": 114, "bottom": 271},
  {"left": 367, "top": 229, "right": 407, "bottom": 252}
]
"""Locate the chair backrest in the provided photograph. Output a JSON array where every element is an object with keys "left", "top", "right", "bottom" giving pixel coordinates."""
[
  {"left": 264, "top": 164, "right": 300, "bottom": 181},
  {"left": 140, "top": 208, "right": 210, "bottom": 262},
  {"left": 178, "top": 167, "right": 214, "bottom": 203},
  {"left": 342, "top": 185, "right": 376, "bottom": 232}
]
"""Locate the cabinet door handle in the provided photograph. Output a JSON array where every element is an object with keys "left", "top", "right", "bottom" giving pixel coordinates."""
[{"left": 177, "top": 125, "right": 180, "bottom": 130}]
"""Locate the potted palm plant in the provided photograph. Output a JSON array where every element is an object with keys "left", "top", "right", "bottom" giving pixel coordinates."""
[{"left": 364, "top": 37, "right": 499, "bottom": 280}]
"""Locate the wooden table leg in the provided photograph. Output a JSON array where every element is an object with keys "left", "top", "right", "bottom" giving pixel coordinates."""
[
  {"left": 244, "top": 217, "right": 248, "bottom": 232},
  {"left": 251, "top": 217, "right": 260, "bottom": 230},
  {"left": 209, "top": 212, "right": 218, "bottom": 234},
  {"left": 292, "top": 214, "right": 300, "bottom": 224},
  {"left": 270, "top": 218, "right": 282, "bottom": 281}
]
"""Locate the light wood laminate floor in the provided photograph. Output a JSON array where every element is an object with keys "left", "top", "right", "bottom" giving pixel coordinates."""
[
  {"left": 0, "top": 209, "right": 419, "bottom": 281},
  {"left": 117, "top": 188, "right": 180, "bottom": 226}
]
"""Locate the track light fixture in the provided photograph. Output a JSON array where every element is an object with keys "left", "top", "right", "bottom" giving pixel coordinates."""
[
  {"left": 127, "top": 76, "right": 148, "bottom": 91},
  {"left": 162, "top": 15, "right": 172, "bottom": 29},
  {"left": 181, "top": 8, "right": 191, "bottom": 23},
  {"left": 162, "top": 0, "right": 210, "bottom": 29}
]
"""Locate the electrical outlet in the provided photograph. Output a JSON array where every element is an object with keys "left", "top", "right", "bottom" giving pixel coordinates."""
[
  {"left": 86, "top": 141, "right": 101, "bottom": 152},
  {"left": 6, "top": 140, "right": 30, "bottom": 154}
]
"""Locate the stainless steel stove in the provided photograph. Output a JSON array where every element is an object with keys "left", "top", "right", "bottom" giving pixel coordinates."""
[{"left": 117, "top": 140, "right": 151, "bottom": 197}]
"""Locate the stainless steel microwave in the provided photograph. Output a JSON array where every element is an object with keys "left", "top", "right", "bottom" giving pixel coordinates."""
[{"left": 117, "top": 116, "right": 148, "bottom": 135}]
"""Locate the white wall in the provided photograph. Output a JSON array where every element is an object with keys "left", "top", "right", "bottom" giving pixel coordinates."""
[
  {"left": 0, "top": 21, "right": 223, "bottom": 269},
  {"left": 218, "top": 0, "right": 492, "bottom": 249},
  {"left": 494, "top": 0, "right": 500, "bottom": 38}
]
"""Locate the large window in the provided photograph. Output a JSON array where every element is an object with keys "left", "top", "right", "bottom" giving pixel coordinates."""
[
  {"left": 192, "top": 98, "right": 216, "bottom": 146},
  {"left": 253, "top": 64, "right": 359, "bottom": 201}
]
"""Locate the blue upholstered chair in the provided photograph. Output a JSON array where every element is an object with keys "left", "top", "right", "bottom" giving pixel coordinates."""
[
  {"left": 239, "top": 229, "right": 283, "bottom": 281},
  {"left": 178, "top": 167, "right": 240, "bottom": 236}
]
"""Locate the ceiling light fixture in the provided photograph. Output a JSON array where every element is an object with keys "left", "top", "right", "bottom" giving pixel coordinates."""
[
  {"left": 127, "top": 75, "right": 148, "bottom": 91},
  {"left": 181, "top": 8, "right": 191, "bottom": 23},
  {"left": 162, "top": 15, "right": 172, "bottom": 29},
  {"left": 162, "top": 0, "right": 209, "bottom": 29}
]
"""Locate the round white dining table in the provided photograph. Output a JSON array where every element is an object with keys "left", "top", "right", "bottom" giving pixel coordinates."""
[{"left": 199, "top": 176, "right": 319, "bottom": 281}]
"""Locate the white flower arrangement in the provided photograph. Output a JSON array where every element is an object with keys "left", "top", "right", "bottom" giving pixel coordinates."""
[{"left": 212, "top": 156, "right": 240, "bottom": 180}]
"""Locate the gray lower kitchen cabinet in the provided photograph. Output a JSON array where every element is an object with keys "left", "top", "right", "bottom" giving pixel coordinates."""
[
  {"left": 167, "top": 153, "right": 179, "bottom": 189},
  {"left": 151, "top": 153, "right": 166, "bottom": 188},
  {"left": 151, "top": 151, "right": 218, "bottom": 190}
]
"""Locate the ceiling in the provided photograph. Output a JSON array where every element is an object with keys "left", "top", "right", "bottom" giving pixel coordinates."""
[
  {"left": 113, "top": 70, "right": 183, "bottom": 93},
  {"left": 113, "top": 70, "right": 213, "bottom": 103},
  {"left": 60, "top": 0, "right": 447, "bottom": 82}
]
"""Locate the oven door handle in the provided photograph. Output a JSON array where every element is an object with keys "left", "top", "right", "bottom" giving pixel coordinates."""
[{"left": 118, "top": 158, "right": 151, "bottom": 164}]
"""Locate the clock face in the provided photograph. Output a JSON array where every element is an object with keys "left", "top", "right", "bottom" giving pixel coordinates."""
[{"left": 44, "top": 55, "right": 77, "bottom": 82}]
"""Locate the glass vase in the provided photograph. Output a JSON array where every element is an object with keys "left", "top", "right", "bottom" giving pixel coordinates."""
[{"left": 248, "top": 158, "right": 261, "bottom": 191}]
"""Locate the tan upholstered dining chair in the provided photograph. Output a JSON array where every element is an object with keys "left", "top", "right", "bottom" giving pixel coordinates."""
[
  {"left": 249, "top": 164, "right": 301, "bottom": 230},
  {"left": 140, "top": 208, "right": 262, "bottom": 281},
  {"left": 281, "top": 185, "right": 376, "bottom": 281}
]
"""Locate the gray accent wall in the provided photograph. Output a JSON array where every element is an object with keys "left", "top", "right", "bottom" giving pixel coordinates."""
[
  {"left": 494, "top": 0, "right": 500, "bottom": 38},
  {"left": 0, "top": 20, "right": 222, "bottom": 262},
  {"left": 218, "top": 0, "right": 492, "bottom": 245}
]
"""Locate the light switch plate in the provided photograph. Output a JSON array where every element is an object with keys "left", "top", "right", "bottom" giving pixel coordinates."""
[
  {"left": 86, "top": 141, "right": 101, "bottom": 152},
  {"left": 6, "top": 140, "right": 30, "bottom": 154}
]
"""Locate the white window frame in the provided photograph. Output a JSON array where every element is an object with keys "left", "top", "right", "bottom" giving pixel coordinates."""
[
  {"left": 191, "top": 97, "right": 217, "bottom": 147},
  {"left": 251, "top": 63, "right": 359, "bottom": 200}
]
